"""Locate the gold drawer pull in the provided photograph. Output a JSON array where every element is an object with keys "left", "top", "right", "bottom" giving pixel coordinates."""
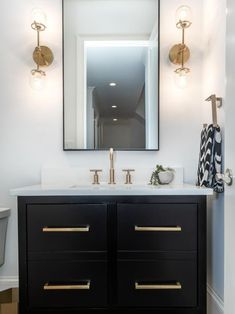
[
  {"left": 42, "top": 226, "right": 90, "bottom": 233},
  {"left": 44, "top": 281, "right": 90, "bottom": 290},
  {"left": 134, "top": 226, "right": 182, "bottom": 232},
  {"left": 135, "top": 282, "right": 182, "bottom": 290}
]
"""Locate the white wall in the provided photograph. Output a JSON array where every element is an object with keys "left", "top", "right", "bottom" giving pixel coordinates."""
[
  {"left": 224, "top": 2, "right": 235, "bottom": 313},
  {"left": 203, "top": 0, "right": 226, "bottom": 302},
  {"left": 0, "top": 0, "right": 204, "bottom": 281}
]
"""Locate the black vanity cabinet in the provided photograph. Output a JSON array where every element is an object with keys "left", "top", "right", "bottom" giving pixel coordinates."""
[{"left": 18, "top": 195, "right": 207, "bottom": 314}]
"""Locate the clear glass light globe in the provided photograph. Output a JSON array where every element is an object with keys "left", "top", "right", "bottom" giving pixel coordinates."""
[
  {"left": 174, "top": 71, "right": 189, "bottom": 89},
  {"left": 31, "top": 8, "right": 47, "bottom": 25},
  {"left": 176, "top": 5, "right": 192, "bottom": 23},
  {"left": 30, "top": 71, "right": 46, "bottom": 91}
]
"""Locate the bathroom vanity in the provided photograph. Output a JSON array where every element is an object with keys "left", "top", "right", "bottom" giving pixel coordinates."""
[{"left": 12, "top": 185, "right": 213, "bottom": 314}]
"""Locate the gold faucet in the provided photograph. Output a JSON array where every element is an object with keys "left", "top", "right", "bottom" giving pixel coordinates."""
[{"left": 109, "top": 148, "right": 116, "bottom": 184}]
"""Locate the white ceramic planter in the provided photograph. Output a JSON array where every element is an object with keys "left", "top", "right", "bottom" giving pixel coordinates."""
[{"left": 158, "top": 171, "right": 174, "bottom": 185}]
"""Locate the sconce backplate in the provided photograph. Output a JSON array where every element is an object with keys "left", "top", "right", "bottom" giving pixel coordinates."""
[
  {"left": 169, "top": 44, "right": 190, "bottom": 65},
  {"left": 33, "top": 46, "right": 54, "bottom": 67}
]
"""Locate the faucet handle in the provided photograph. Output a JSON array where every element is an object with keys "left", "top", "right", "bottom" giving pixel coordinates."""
[
  {"left": 90, "top": 169, "right": 102, "bottom": 185},
  {"left": 122, "top": 169, "right": 135, "bottom": 185}
]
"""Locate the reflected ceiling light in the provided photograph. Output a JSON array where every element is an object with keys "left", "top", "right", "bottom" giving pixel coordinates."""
[
  {"left": 112, "top": 105, "right": 117, "bottom": 108},
  {"left": 113, "top": 118, "right": 118, "bottom": 121},
  {"left": 109, "top": 82, "right": 117, "bottom": 87}
]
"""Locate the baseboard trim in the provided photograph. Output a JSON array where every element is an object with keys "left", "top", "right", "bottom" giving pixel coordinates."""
[
  {"left": 207, "top": 284, "right": 224, "bottom": 314},
  {"left": 0, "top": 276, "right": 19, "bottom": 291}
]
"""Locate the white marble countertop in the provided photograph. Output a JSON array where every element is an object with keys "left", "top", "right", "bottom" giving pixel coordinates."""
[{"left": 10, "top": 184, "right": 213, "bottom": 196}]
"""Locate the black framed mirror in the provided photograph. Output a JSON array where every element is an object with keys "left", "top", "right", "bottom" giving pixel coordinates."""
[{"left": 63, "top": 0, "right": 160, "bottom": 151}]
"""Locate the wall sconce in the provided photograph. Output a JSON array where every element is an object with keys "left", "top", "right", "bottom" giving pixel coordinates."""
[
  {"left": 30, "top": 9, "right": 54, "bottom": 90},
  {"left": 169, "top": 5, "right": 192, "bottom": 88}
]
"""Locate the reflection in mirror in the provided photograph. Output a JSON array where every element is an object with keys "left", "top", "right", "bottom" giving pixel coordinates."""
[{"left": 63, "top": 0, "right": 159, "bottom": 150}]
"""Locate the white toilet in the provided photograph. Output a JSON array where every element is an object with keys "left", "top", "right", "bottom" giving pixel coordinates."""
[{"left": 0, "top": 208, "right": 10, "bottom": 266}]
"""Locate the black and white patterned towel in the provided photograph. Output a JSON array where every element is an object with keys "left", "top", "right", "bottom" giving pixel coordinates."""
[{"left": 197, "top": 124, "right": 224, "bottom": 193}]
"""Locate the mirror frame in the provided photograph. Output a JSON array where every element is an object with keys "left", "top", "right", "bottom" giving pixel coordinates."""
[{"left": 62, "top": 0, "right": 160, "bottom": 151}]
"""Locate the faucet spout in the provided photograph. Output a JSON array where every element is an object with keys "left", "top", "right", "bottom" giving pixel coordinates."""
[{"left": 109, "top": 148, "right": 116, "bottom": 184}]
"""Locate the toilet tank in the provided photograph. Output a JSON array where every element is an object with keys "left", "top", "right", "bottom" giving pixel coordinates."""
[{"left": 0, "top": 208, "right": 10, "bottom": 266}]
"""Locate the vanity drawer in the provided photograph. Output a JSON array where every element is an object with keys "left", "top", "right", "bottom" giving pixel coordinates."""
[
  {"left": 28, "top": 260, "right": 107, "bottom": 308},
  {"left": 117, "top": 259, "right": 197, "bottom": 307},
  {"left": 27, "top": 204, "right": 107, "bottom": 252},
  {"left": 117, "top": 203, "right": 197, "bottom": 251}
]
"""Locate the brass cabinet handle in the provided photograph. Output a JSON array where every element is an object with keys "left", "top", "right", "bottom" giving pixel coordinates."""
[
  {"left": 135, "top": 282, "right": 182, "bottom": 290},
  {"left": 42, "top": 226, "right": 90, "bottom": 232},
  {"left": 134, "top": 226, "right": 182, "bottom": 232},
  {"left": 44, "top": 281, "right": 90, "bottom": 290}
]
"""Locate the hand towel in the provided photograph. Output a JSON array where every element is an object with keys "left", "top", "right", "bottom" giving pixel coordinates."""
[{"left": 197, "top": 124, "right": 224, "bottom": 193}]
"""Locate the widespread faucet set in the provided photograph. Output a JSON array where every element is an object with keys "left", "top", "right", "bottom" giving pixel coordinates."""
[{"left": 90, "top": 148, "right": 135, "bottom": 185}]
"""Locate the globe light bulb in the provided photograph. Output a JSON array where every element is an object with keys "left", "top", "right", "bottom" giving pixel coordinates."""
[
  {"left": 30, "top": 70, "right": 46, "bottom": 91},
  {"left": 31, "top": 8, "right": 47, "bottom": 25},
  {"left": 174, "top": 71, "right": 189, "bottom": 89},
  {"left": 176, "top": 5, "right": 192, "bottom": 23}
]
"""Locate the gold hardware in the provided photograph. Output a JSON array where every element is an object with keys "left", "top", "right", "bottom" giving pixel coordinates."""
[
  {"left": 31, "top": 21, "right": 46, "bottom": 32},
  {"left": 205, "top": 94, "right": 223, "bottom": 127},
  {"left": 134, "top": 226, "right": 182, "bottom": 232},
  {"left": 33, "top": 46, "right": 54, "bottom": 67},
  {"left": 44, "top": 282, "right": 90, "bottom": 290},
  {"left": 90, "top": 169, "right": 102, "bottom": 185},
  {"left": 109, "top": 148, "right": 116, "bottom": 184},
  {"left": 42, "top": 226, "right": 90, "bottom": 232},
  {"left": 122, "top": 169, "right": 135, "bottom": 184},
  {"left": 31, "top": 18, "right": 54, "bottom": 80},
  {"left": 169, "top": 44, "right": 190, "bottom": 66},
  {"left": 205, "top": 94, "right": 222, "bottom": 107},
  {"left": 169, "top": 7, "right": 192, "bottom": 77},
  {"left": 109, "top": 168, "right": 115, "bottom": 185},
  {"left": 176, "top": 20, "right": 192, "bottom": 29},
  {"left": 31, "top": 68, "right": 46, "bottom": 77},
  {"left": 135, "top": 282, "right": 182, "bottom": 290}
]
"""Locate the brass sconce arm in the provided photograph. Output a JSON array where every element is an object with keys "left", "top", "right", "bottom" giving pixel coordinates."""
[
  {"left": 169, "top": 6, "right": 192, "bottom": 77},
  {"left": 31, "top": 20, "right": 54, "bottom": 70},
  {"left": 30, "top": 11, "right": 54, "bottom": 89}
]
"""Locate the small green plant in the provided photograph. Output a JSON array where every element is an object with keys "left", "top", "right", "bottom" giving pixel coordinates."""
[{"left": 149, "top": 165, "right": 174, "bottom": 186}]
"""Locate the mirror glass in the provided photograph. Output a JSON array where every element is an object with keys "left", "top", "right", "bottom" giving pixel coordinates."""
[{"left": 63, "top": 0, "right": 159, "bottom": 150}]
